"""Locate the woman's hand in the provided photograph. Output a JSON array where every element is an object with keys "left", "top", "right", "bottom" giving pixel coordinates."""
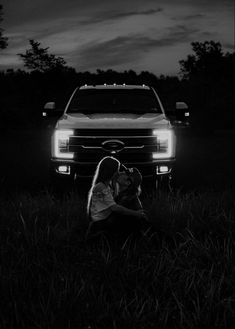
[{"left": 136, "top": 209, "right": 148, "bottom": 220}]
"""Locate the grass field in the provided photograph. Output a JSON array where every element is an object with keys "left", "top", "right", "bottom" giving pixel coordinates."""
[
  {"left": 0, "top": 188, "right": 234, "bottom": 328},
  {"left": 0, "top": 128, "right": 234, "bottom": 328}
]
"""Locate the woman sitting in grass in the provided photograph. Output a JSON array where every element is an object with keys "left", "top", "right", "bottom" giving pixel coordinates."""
[{"left": 87, "top": 156, "right": 147, "bottom": 237}]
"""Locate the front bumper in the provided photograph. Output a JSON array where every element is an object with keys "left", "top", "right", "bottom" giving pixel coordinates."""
[{"left": 51, "top": 158, "right": 176, "bottom": 179}]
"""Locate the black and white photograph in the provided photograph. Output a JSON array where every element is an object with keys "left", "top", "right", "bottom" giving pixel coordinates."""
[{"left": 0, "top": 0, "right": 234, "bottom": 328}]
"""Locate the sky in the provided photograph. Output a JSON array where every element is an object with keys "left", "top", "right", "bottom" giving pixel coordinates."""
[{"left": 0, "top": 0, "right": 234, "bottom": 76}]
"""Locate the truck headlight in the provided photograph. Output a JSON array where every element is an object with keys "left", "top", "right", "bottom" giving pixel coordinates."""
[
  {"left": 152, "top": 129, "right": 174, "bottom": 159},
  {"left": 52, "top": 130, "right": 74, "bottom": 159}
]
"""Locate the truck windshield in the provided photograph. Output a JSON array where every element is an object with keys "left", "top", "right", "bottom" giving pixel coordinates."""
[{"left": 67, "top": 89, "right": 162, "bottom": 114}]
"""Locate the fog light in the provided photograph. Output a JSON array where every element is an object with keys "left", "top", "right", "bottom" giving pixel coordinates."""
[
  {"left": 56, "top": 165, "right": 70, "bottom": 175},
  {"left": 156, "top": 166, "right": 170, "bottom": 174},
  {"left": 160, "top": 166, "right": 169, "bottom": 173}
]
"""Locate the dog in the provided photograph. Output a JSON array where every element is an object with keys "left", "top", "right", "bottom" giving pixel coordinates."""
[{"left": 114, "top": 167, "right": 143, "bottom": 210}]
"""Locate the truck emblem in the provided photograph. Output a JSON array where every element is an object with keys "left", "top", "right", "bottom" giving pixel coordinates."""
[{"left": 102, "top": 139, "right": 124, "bottom": 153}]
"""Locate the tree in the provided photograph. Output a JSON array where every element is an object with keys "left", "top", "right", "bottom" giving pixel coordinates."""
[
  {"left": 179, "top": 41, "right": 224, "bottom": 79},
  {"left": 0, "top": 4, "right": 8, "bottom": 49},
  {"left": 18, "top": 39, "right": 68, "bottom": 72},
  {"left": 179, "top": 41, "right": 235, "bottom": 129}
]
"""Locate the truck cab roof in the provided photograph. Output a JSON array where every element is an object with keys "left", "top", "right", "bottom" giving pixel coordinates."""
[{"left": 79, "top": 84, "right": 151, "bottom": 90}]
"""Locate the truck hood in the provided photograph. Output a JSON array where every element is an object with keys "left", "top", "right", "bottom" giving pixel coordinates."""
[{"left": 56, "top": 113, "right": 171, "bottom": 129}]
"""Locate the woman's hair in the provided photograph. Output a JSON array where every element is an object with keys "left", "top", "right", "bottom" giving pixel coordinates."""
[
  {"left": 92, "top": 156, "right": 120, "bottom": 186},
  {"left": 87, "top": 156, "right": 120, "bottom": 217}
]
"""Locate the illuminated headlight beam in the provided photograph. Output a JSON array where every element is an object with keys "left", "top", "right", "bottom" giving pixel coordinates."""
[
  {"left": 53, "top": 130, "right": 74, "bottom": 159},
  {"left": 152, "top": 129, "right": 174, "bottom": 159}
]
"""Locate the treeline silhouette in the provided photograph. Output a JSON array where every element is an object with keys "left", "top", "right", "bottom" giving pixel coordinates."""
[
  {"left": 0, "top": 69, "right": 184, "bottom": 127},
  {"left": 0, "top": 41, "right": 234, "bottom": 130}
]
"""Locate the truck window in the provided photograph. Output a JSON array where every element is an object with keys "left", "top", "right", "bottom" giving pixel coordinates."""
[{"left": 67, "top": 89, "right": 162, "bottom": 114}]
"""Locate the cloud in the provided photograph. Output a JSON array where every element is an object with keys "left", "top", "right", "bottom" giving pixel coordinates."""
[
  {"left": 1, "top": 0, "right": 162, "bottom": 28},
  {"left": 76, "top": 25, "right": 199, "bottom": 69},
  {"left": 172, "top": 13, "right": 205, "bottom": 21},
  {"left": 165, "top": 25, "right": 199, "bottom": 42},
  {"left": 77, "top": 36, "right": 155, "bottom": 68},
  {"left": 78, "top": 8, "right": 163, "bottom": 25},
  {"left": 156, "top": 0, "right": 234, "bottom": 7},
  {"left": 1, "top": 0, "right": 233, "bottom": 74},
  {"left": 0, "top": 52, "right": 22, "bottom": 69},
  {"left": 222, "top": 42, "right": 235, "bottom": 51}
]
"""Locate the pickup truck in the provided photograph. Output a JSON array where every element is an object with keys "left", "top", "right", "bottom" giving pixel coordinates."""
[{"left": 43, "top": 84, "right": 189, "bottom": 190}]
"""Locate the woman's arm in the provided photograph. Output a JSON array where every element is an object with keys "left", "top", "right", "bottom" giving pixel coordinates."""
[{"left": 110, "top": 204, "right": 144, "bottom": 218}]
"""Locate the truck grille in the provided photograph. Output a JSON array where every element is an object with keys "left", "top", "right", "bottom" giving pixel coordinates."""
[
  {"left": 68, "top": 129, "right": 158, "bottom": 163},
  {"left": 72, "top": 129, "right": 153, "bottom": 136}
]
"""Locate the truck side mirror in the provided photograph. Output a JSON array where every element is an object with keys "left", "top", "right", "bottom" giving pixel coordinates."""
[
  {"left": 175, "top": 102, "right": 189, "bottom": 122},
  {"left": 42, "top": 102, "right": 64, "bottom": 118},
  {"left": 42, "top": 102, "right": 56, "bottom": 117},
  {"left": 44, "top": 102, "right": 56, "bottom": 110}
]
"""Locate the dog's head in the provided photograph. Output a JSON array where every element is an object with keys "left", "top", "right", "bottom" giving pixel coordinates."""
[{"left": 116, "top": 167, "right": 142, "bottom": 193}]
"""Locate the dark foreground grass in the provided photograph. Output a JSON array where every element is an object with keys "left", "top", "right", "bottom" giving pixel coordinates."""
[{"left": 0, "top": 189, "right": 234, "bottom": 329}]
